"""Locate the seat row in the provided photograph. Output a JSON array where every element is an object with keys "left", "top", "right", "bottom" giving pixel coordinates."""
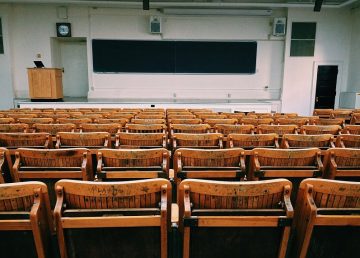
[{"left": 0, "top": 178, "right": 359, "bottom": 258}]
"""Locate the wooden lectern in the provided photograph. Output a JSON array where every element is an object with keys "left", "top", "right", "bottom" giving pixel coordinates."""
[{"left": 27, "top": 68, "right": 63, "bottom": 100}]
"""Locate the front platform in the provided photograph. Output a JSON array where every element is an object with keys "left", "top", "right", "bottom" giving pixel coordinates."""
[{"left": 15, "top": 97, "right": 281, "bottom": 113}]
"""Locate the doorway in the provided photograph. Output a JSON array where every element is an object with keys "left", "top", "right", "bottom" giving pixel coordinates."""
[
  {"left": 51, "top": 38, "right": 88, "bottom": 98},
  {"left": 314, "top": 65, "right": 338, "bottom": 109}
]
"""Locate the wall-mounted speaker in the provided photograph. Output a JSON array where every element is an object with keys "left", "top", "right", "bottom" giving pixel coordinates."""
[
  {"left": 273, "top": 17, "right": 286, "bottom": 37},
  {"left": 149, "top": 16, "right": 162, "bottom": 34}
]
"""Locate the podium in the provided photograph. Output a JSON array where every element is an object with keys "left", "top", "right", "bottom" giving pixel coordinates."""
[{"left": 27, "top": 68, "right": 63, "bottom": 100}]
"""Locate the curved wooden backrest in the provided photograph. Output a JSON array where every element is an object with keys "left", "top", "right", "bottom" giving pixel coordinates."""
[
  {"left": 0, "top": 133, "right": 52, "bottom": 149},
  {"left": 316, "top": 118, "right": 344, "bottom": 126},
  {"left": 343, "top": 125, "right": 360, "bottom": 134},
  {"left": 323, "top": 148, "right": 360, "bottom": 179},
  {"left": 0, "top": 118, "right": 16, "bottom": 124},
  {"left": 203, "top": 118, "right": 237, "bottom": 127},
  {"left": 0, "top": 147, "right": 12, "bottom": 183},
  {"left": 214, "top": 124, "right": 255, "bottom": 135},
  {"left": 281, "top": 134, "right": 335, "bottom": 149},
  {"left": 168, "top": 118, "right": 202, "bottom": 124},
  {"left": 167, "top": 114, "right": 195, "bottom": 119},
  {"left": 95, "top": 118, "right": 129, "bottom": 125},
  {"left": 17, "top": 118, "right": 54, "bottom": 126},
  {"left": 313, "top": 109, "right": 333, "bottom": 118},
  {"left": 57, "top": 118, "right": 92, "bottom": 128},
  {"left": 126, "top": 123, "right": 167, "bottom": 133},
  {"left": 170, "top": 124, "right": 211, "bottom": 134},
  {"left": 33, "top": 123, "right": 75, "bottom": 135},
  {"left": 335, "top": 134, "right": 360, "bottom": 148},
  {"left": 257, "top": 124, "right": 298, "bottom": 135},
  {"left": 172, "top": 133, "right": 223, "bottom": 148},
  {"left": 240, "top": 117, "right": 274, "bottom": 126},
  {"left": 227, "top": 133, "right": 279, "bottom": 148},
  {"left": 115, "top": 132, "right": 166, "bottom": 148},
  {"left": 301, "top": 125, "right": 341, "bottom": 135},
  {"left": 136, "top": 114, "right": 165, "bottom": 119},
  {"left": 0, "top": 123, "right": 29, "bottom": 133},
  {"left": 131, "top": 119, "right": 166, "bottom": 124},
  {"left": 276, "top": 118, "right": 309, "bottom": 126},
  {"left": 7, "top": 113, "right": 38, "bottom": 119},
  {"left": 80, "top": 123, "right": 121, "bottom": 134},
  {"left": 56, "top": 132, "right": 111, "bottom": 148},
  {"left": 98, "top": 148, "right": 169, "bottom": 169}
]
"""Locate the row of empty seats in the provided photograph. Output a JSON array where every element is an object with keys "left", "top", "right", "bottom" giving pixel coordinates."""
[{"left": 1, "top": 178, "right": 359, "bottom": 258}]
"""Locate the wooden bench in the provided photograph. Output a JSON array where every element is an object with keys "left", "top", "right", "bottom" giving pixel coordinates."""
[
  {"left": 96, "top": 148, "right": 170, "bottom": 180},
  {"left": 0, "top": 182, "right": 53, "bottom": 258},
  {"left": 323, "top": 148, "right": 360, "bottom": 179},
  {"left": 281, "top": 134, "right": 335, "bottom": 150},
  {"left": 293, "top": 178, "right": 360, "bottom": 258},
  {"left": 227, "top": 133, "right": 279, "bottom": 149},
  {"left": 174, "top": 148, "right": 246, "bottom": 186},
  {"left": 115, "top": 132, "right": 167, "bottom": 149},
  {"left": 178, "top": 179, "right": 293, "bottom": 258},
  {"left": 54, "top": 179, "right": 171, "bottom": 258}
]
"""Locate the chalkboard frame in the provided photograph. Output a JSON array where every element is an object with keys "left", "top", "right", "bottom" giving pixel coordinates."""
[{"left": 92, "top": 39, "right": 257, "bottom": 74}]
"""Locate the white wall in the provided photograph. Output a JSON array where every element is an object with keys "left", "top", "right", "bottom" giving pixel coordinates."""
[
  {"left": 281, "top": 8, "right": 352, "bottom": 115},
  {"left": 0, "top": 4, "right": 15, "bottom": 109},
  {"left": 347, "top": 7, "right": 360, "bottom": 93},
  {"left": 1, "top": 3, "right": 356, "bottom": 114}
]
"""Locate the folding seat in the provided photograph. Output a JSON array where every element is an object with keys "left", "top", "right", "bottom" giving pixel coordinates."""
[
  {"left": 115, "top": 132, "right": 167, "bottom": 149},
  {"left": 131, "top": 118, "right": 166, "bottom": 124},
  {"left": 276, "top": 118, "right": 308, "bottom": 127},
  {"left": 57, "top": 118, "right": 92, "bottom": 129},
  {"left": 168, "top": 118, "right": 202, "bottom": 125},
  {"left": 335, "top": 134, "right": 360, "bottom": 148},
  {"left": 80, "top": 123, "right": 122, "bottom": 135},
  {"left": 281, "top": 134, "right": 335, "bottom": 150},
  {"left": 171, "top": 133, "right": 223, "bottom": 150},
  {"left": 300, "top": 125, "right": 341, "bottom": 135},
  {"left": 0, "top": 123, "right": 29, "bottom": 133},
  {"left": 0, "top": 147, "right": 12, "bottom": 183},
  {"left": 293, "top": 179, "right": 360, "bottom": 258},
  {"left": 56, "top": 132, "right": 112, "bottom": 149},
  {"left": 342, "top": 124, "right": 360, "bottom": 134},
  {"left": 170, "top": 124, "right": 211, "bottom": 134},
  {"left": 96, "top": 148, "right": 170, "bottom": 180},
  {"left": 0, "top": 133, "right": 52, "bottom": 153},
  {"left": 323, "top": 148, "right": 360, "bottom": 180},
  {"left": 313, "top": 108, "right": 333, "bottom": 118},
  {"left": 257, "top": 124, "right": 298, "bottom": 136},
  {"left": 33, "top": 123, "right": 76, "bottom": 136},
  {"left": 240, "top": 117, "right": 274, "bottom": 126},
  {"left": 315, "top": 118, "right": 345, "bottom": 127},
  {"left": 126, "top": 123, "right": 167, "bottom": 133},
  {"left": 214, "top": 124, "right": 255, "bottom": 136},
  {"left": 0, "top": 182, "right": 53, "bottom": 258},
  {"left": 178, "top": 179, "right": 293, "bottom": 258},
  {"left": 54, "top": 179, "right": 171, "bottom": 258},
  {"left": 227, "top": 133, "right": 279, "bottom": 149}
]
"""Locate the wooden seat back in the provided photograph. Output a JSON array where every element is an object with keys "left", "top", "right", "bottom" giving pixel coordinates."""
[
  {"left": 0, "top": 182, "right": 53, "bottom": 258},
  {"left": 240, "top": 117, "right": 274, "bottom": 126},
  {"left": 350, "top": 112, "right": 360, "bottom": 124},
  {"left": 97, "top": 148, "right": 170, "bottom": 180},
  {"left": 178, "top": 179, "right": 293, "bottom": 258},
  {"left": 126, "top": 123, "right": 167, "bottom": 133},
  {"left": 330, "top": 109, "right": 352, "bottom": 121},
  {"left": 131, "top": 118, "right": 166, "bottom": 124},
  {"left": 57, "top": 118, "right": 92, "bottom": 128},
  {"left": 170, "top": 124, "right": 211, "bottom": 134},
  {"left": 323, "top": 148, "right": 360, "bottom": 179},
  {"left": 257, "top": 124, "right": 298, "bottom": 135},
  {"left": 17, "top": 118, "right": 54, "bottom": 127},
  {"left": 276, "top": 118, "right": 309, "bottom": 126},
  {"left": 0, "top": 133, "right": 52, "bottom": 150},
  {"left": 249, "top": 147, "right": 323, "bottom": 179},
  {"left": 227, "top": 133, "right": 279, "bottom": 149},
  {"left": 316, "top": 118, "right": 345, "bottom": 127},
  {"left": 136, "top": 114, "right": 165, "bottom": 119},
  {"left": 56, "top": 132, "right": 111, "bottom": 149},
  {"left": 293, "top": 179, "right": 360, "bottom": 258},
  {"left": 300, "top": 125, "right": 341, "bottom": 135},
  {"left": 115, "top": 132, "right": 167, "bottom": 149},
  {"left": 167, "top": 118, "right": 202, "bottom": 124},
  {"left": 203, "top": 118, "right": 237, "bottom": 127},
  {"left": 7, "top": 113, "right": 38, "bottom": 119},
  {"left": 313, "top": 108, "right": 333, "bottom": 118},
  {"left": 336, "top": 134, "right": 360, "bottom": 148},
  {"left": 54, "top": 179, "right": 171, "bottom": 258},
  {"left": 174, "top": 148, "right": 246, "bottom": 184},
  {"left": 281, "top": 134, "right": 335, "bottom": 149},
  {"left": 0, "top": 118, "right": 16, "bottom": 124},
  {"left": 0, "top": 123, "right": 29, "bottom": 133},
  {"left": 343, "top": 125, "right": 360, "bottom": 134},
  {"left": 167, "top": 114, "right": 196, "bottom": 119},
  {"left": 172, "top": 133, "right": 223, "bottom": 149},
  {"left": 223, "top": 113, "right": 245, "bottom": 120},
  {"left": 214, "top": 124, "right": 255, "bottom": 136},
  {"left": 95, "top": 118, "right": 129, "bottom": 125},
  {"left": 80, "top": 123, "right": 121, "bottom": 135},
  {"left": 33, "top": 123, "right": 75, "bottom": 136},
  {"left": 0, "top": 147, "right": 12, "bottom": 183}
]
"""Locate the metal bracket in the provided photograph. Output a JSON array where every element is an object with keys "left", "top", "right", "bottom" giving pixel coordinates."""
[
  {"left": 183, "top": 217, "right": 198, "bottom": 227},
  {"left": 278, "top": 218, "right": 292, "bottom": 227}
]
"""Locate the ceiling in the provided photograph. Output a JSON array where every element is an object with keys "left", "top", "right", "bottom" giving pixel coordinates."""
[{"left": 0, "top": 0, "right": 358, "bottom": 9}]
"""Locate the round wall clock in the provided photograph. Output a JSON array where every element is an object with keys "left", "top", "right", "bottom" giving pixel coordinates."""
[{"left": 56, "top": 23, "right": 71, "bottom": 37}]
